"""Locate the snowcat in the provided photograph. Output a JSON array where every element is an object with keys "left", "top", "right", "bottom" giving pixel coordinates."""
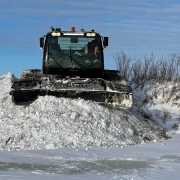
[{"left": 10, "top": 27, "right": 133, "bottom": 108}]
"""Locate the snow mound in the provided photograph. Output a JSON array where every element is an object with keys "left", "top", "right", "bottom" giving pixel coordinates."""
[
  {"left": 132, "top": 81, "right": 180, "bottom": 133},
  {"left": 0, "top": 73, "right": 167, "bottom": 151}
]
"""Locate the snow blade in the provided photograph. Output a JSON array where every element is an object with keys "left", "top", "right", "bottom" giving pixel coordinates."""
[
  {"left": 10, "top": 73, "right": 133, "bottom": 108},
  {"left": 10, "top": 89, "right": 132, "bottom": 108},
  {"left": 10, "top": 90, "right": 38, "bottom": 104}
]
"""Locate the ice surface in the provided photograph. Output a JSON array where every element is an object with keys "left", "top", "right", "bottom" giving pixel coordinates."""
[{"left": 0, "top": 134, "right": 180, "bottom": 180}]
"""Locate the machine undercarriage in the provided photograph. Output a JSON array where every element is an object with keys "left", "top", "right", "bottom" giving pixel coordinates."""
[{"left": 10, "top": 69, "right": 132, "bottom": 108}]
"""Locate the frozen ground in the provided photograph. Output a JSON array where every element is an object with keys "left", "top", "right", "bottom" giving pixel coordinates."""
[
  {"left": 0, "top": 73, "right": 180, "bottom": 179},
  {"left": 0, "top": 134, "right": 180, "bottom": 180}
]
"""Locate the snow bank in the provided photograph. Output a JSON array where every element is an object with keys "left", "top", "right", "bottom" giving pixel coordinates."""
[
  {"left": 0, "top": 73, "right": 168, "bottom": 151},
  {"left": 132, "top": 81, "right": 180, "bottom": 133}
]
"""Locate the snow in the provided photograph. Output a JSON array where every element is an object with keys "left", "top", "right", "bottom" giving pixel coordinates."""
[
  {"left": 0, "top": 73, "right": 180, "bottom": 179},
  {"left": 0, "top": 134, "right": 180, "bottom": 179}
]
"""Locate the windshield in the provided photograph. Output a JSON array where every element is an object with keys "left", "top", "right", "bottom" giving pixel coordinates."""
[{"left": 45, "top": 36, "right": 102, "bottom": 69}]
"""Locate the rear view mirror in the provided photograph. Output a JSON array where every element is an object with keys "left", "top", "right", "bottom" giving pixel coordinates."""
[
  {"left": 40, "top": 37, "right": 44, "bottom": 49},
  {"left": 70, "top": 37, "right": 78, "bottom": 43},
  {"left": 103, "top": 37, "right": 108, "bottom": 47}
]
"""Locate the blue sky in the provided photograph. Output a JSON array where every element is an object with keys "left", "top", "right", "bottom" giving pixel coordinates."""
[{"left": 0, "top": 0, "right": 180, "bottom": 78}]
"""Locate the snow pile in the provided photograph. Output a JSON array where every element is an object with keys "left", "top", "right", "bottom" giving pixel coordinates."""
[
  {"left": 0, "top": 73, "right": 169, "bottom": 151},
  {"left": 132, "top": 81, "right": 180, "bottom": 133}
]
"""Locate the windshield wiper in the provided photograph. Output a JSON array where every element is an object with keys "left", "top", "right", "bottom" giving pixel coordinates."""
[
  {"left": 48, "top": 53, "right": 64, "bottom": 71},
  {"left": 69, "top": 47, "right": 86, "bottom": 72}
]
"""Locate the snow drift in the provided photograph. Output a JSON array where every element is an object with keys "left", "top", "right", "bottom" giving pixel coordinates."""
[{"left": 0, "top": 73, "right": 172, "bottom": 151}]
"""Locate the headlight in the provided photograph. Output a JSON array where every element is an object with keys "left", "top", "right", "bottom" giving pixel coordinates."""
[
  {"left": 51, "top": 32, "right": 61, "bottom": 36},
  {"left": 86, "top": 33, "right": 96, "bottom": 37}
]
